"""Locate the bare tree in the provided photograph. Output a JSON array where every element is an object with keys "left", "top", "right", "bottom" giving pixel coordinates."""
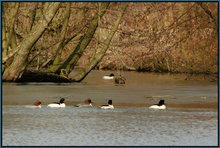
[
  {"left": 2, "top": 2, "right": 217, "bottom": 82},
  {"left": 71, "top": 3, "right": 129, "bottom": 82},
  {"left": 47, "top": 2, "right": 110, "bottom": 75},
  {"left": 2, "top": 2, "right": 19, "bottom": 60},
  {"left": 2, "top": 2, "right": 60, "bottom": 81}
]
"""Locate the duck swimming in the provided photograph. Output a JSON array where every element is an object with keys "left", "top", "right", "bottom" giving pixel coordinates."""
[
  {"left": 34, "top": 100, "right": 42, "bottom": 107},
  {"left": 47, "top": 98, "right": 66, "bottom": 108},
  {"left": 74, "top": 98, "right": 93, "bottom": 107},
  {"left": 25, "top": 100, "right": 42, "bottom": 108},
  {"left": 100, "top": 100, "right": 114, "bottom": 109},
  {"left": 103, "top": 73, "right": 115, "bottom": 80},
  {"left": 149, "top": 100, "right": 166, "bottom": 110},
  {"left": 115, "top": 75, "right": 126, "bottom": 84}
]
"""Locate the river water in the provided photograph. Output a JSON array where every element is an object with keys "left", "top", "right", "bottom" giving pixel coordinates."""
[{"left": 2, "top": 70, "right": 218, "bottom": 146}]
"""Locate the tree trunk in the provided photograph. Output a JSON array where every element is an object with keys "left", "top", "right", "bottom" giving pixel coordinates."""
[
  {"left": 197, "top": 2, "right": 217, "bottom": 27},
  {"left": 71, "top": 3, "right": 129, "bottom": 82},
  {"left": 49, "top": 3, "right": 71, "bottom": 72},
  {"left": 47, "top": 2, "right": 110, "bottom": 74},
  {"left": 2, "top": 2, "right": 19, "bottom": 59},
  {"left": 2, "top": 2, "right": 60, "bottom": 81}
]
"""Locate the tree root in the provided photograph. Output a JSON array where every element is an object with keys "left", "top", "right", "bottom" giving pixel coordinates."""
[{"left": 17, "top": 70, "right": 71, "bottom": 82}]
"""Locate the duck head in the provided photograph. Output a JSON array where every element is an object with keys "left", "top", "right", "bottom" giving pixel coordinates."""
[
  {"left": 59, "top": 98, "right": 65, "bottom": 104},
  {"left": 108, "top": 100, "right": 113, "bottom": 105},
  {"left": 34, "top": 100, "right": 41, "bottom": 106},
  {"left": 110, "top": 73, "right": 115, "bottom": 77},
  {"left": 158, "top": 100, "right": 165, "bottom": 106},
  {"left": 84, "top": 98, "right": 92, "bottom": 104}
]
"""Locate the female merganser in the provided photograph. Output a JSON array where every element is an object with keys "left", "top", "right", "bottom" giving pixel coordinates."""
[
  {"left": 34, "top": 100, "right": 42, "bottom": 107},
  {"left": 25, "top": 100, "right": 42, "bottom": 108},
  {"left": 149, "top": 100, "right": 166, "bottom": 110},
  {"left": 74, "top": 98, "right": 93, "bottom": 107},
  {"left": 115, "top": 75, "right": 126, "bottom": 84},
  {"left": 102, "top": 73, "right": 115, "bottom": 80},
  {"left": 100, "top": 100, "right": 114, "bottom": 109},
  {"left": 47, "top": 98, "right": 66, "bottom": 108}
]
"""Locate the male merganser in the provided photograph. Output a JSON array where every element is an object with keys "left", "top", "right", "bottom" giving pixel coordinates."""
[
  {"left": 25, "top": 100, "right": 42, "bottom": 108},
  {"left": 149, "top": 100, "right": 166, "bottom": 110},
  {"left": 74, "top": 98, "right": 93, "bottom": 107},
  {"left": 47, "top": 98, "right": 66, "bottom": 108},
  {"left": 102, "top": 73, "right": 115, "bottom": 80},
  {"left": 100, "top": 100, "right": 114, "bottom": 109}
]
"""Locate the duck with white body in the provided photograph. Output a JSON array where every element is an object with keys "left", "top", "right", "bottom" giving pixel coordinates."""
[
  {"left": 149, "top": 100, "right": 166, "bottom": 110},
  {"left": 47, "top": 98, "right": 66, "bottom": 108},
  {"left": 100, "top": 100, "right": 114, "bottom": 109},
  {"left": 102, "top": 73, "right": 115, "bottom": 80}
]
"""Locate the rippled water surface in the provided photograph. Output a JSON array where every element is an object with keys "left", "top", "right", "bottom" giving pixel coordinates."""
[
  {"left": 2, "top": 70, "right": 218, "bottom": 146},
  {"left": 2, "top": 106, "right": 218, "bottom": 146}
]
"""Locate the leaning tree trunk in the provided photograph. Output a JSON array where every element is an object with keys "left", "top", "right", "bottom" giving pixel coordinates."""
[
  {"left": 2, "top": 2, "right": 19, "bottom": 61},
  {"left": 47, "top": 2, "right": 110, "bottom": 74},
  {"left": 2, "top": 2, "right": 60, "bottom": 81},
  {"left": 71, "top": 3, "right": 129, "bottom": 82},
  {"left": 49, "top": 3, "right": 71, "bottom": 71}
]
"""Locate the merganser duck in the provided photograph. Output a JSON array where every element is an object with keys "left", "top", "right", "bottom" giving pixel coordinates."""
[
  {"left": 25, "top": 100, "right": 42, "bottom": 108},
  {"left": 74, "top": 98, "right": 93, "bottom": 107},
  {"left": 149, "top": 100, "right": 166, "bottom": 110},
  {"left": 47, "top": 98, "right": 66, "bottom": 108},
  {"left": 102, "top": 73, "right": 115, "bottom": 80},
  {"left": 115, "top": 75, "right": 126, "bottom": 84},
  {"left": 100, "top": 100, "right": 114, "bottom": 109}
]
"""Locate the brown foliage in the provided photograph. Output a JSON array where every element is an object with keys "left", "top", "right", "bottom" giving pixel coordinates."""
[
  {"left": 93, "top": 2, "right": 218, "bottom": 76},
  {"left": 2, "top": 2, "right": 218, "bottom": 82}
]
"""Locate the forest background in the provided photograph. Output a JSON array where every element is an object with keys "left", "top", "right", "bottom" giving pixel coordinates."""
[{"left": 2, "top": 2, "right": 218, "bottom": 82}]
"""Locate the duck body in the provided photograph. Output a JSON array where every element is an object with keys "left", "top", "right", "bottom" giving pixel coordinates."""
[
  {"left": 47, "top": 98, "right": 66, "bottom": 108},
  {"left": 114, "top": 75, "right": 126, "bottom": 84},
  {"left": 75, "top": 103, "right": 92, "bottom": 107},
  {"left": 149, "top": 100, "right": 166, "bottom": 110},
  {"left": 103, "top": 73, "right": 115, "bottom": 80},
  {"left": 100, "top": 105, "right": 114, "bottom": 109},
  {"left": 25, "top": 105, "right": 42, "bottom": 108},
  {"left": 100, "top": 100, "right": 114, "bottom": 109},
  {"left": 47, "top": 103, "right": 66, "bottom": 108},
  {"left": 149, "top": 104, "right": 166, "bottom": 110}
]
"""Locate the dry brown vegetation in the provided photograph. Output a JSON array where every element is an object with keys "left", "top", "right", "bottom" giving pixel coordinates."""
[
  {"left": 86, "top": 2, "right": 218, "bottom": 74},
  {"left": 2, "top": 2, "right": 218, "bottom": 82}
]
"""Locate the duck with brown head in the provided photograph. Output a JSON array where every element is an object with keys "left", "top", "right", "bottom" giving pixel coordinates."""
[
  {"left": 25, "top": 100, "right": 42, "bottom": 108},
  {"left": 74, "top": 98, "right": 93, "bottom": 107}
]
